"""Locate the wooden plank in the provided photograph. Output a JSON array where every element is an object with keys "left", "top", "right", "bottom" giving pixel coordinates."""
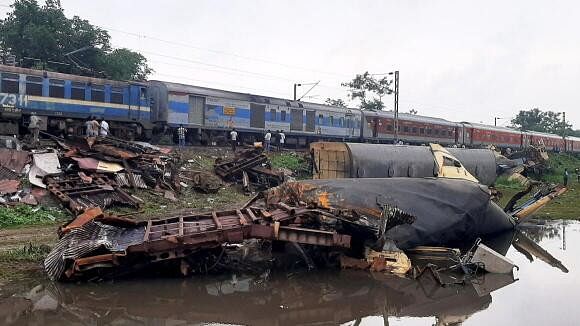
[
  {"left": 143, "top": 220, "right": 152, "bottom": 241},
  {"left": 212, "top": 211, "right": 223, "bottom": 230},
  {"left": 236, "top": 209, "right": 248, "bottom": 225}
]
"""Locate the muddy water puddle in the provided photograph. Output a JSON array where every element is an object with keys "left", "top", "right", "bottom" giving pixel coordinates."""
[{"left": 1, "top": 220, "right": 578, "bottom": 325}]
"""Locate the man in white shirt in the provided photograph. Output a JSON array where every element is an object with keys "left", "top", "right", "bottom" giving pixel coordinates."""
[
  {"left": 278, "top": 130, "right": 285, "bottom": 151},
  {"left": 99, "top": 118, "right": 109, "bottom": 137},
  {"left": 230, "top": 128, "right": 238, "bottom": 152},
  {"left": 264, "top": 130, "right": 272, "bottom": 152}
]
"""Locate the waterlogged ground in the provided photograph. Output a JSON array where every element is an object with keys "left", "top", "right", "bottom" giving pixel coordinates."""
[{"left": 0, "top": 219, "right": 578, "bottom": 325}]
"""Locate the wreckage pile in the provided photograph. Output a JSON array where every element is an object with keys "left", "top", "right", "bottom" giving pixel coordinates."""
[
  {"left": 44, "top": 174, "right": 565, "bottom": 281},
  {"left": 1, "top": 136, "right": 264, "bottom": 213},
  {"left": 214, "top": 148, "right": 285, "bottom": 192},
  {"left": 2, "top": 136, "right": 565, "bottom": 283}
]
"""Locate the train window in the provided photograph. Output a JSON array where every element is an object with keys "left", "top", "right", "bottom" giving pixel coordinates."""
[
  {"left": 403, "top": 126, "right": 409, "bottom": 132},
  {"left": 412, "top": 127, "right": 418, "bottom": 134},
  {"left": 387, "top": 125, "right": 393, "bottom": 131},
  {"left": 339, "top": 117, "right": 344, "bottom": 127},
  {"left": 318, "top": 114, "right": 323, "bottom": 125},
  {"left": 426, "top": 129, "right": 432, "bottom": 134},
  {"left": 329, "top": 116, "right": 334, "bottom": 126},
  {"left": 1, "top": 73, "right": 19, "bottom": 94},
  {"left": 91, "top": 85, "right": 105, "bottom": 102},
  {"left": 270, "top": 109, "right": 276, "bottom": 121},
  {"left": 49, "top": 79, "right": 65, "bottom": 98},
  {"left": 448, "top": 130, "right": 453, "bottom": 136},
  {"left": 25, "top": 76, "right": 43, "bottom": 96},
  {"left": 110, "top": 87, "right": 124, "bottom": 104},
  {"left": 281, "top": 111, "right": 287, "bottom": 121},
  {"left": 419, "top": 128, "right": 425, "bottom": 134},
  {"left": 71, "top": 82, "right": 85, "bottom": 100},
  {"left": 434, "top": 129, "right": 440, "bottom": 135}
]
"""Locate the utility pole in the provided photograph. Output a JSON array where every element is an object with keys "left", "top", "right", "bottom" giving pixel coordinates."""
[
  {"left": 494, "top": 117, "right": 501, "bottom": 126},
  {"left": 389, "top": 71, "right": 399, "bottom": 143},
  {"left": 562, "top": 111, "right": 566, "bottom": 152},
  {"left": 293, "top": 83, "right": 301, "bottom": 101}
]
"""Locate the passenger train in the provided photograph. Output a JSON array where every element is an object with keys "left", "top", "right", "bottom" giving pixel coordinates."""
[{"left": 1, "top": 64, "right": 579, "bottom": 152}]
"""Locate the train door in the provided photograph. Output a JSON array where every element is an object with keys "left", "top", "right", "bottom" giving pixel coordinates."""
[
  {"left": 291, "top": 109, "right": 303, "bottom": 131},
  {"left": 454, "top": 126, "right": 460, "bottom": 144},
  {"left": 188, "top": 95, "right": 205, "bottom": 126},
  {"left": 250, "top": 103, "right": 265, "bottom": 128},
  {"left": 372, "top": 117, "right": 378, "bottom": 138},
  {"left": 128, "top": 85, "right": 144, "bottom": 121},
  {"left": 345, "top": 110, "right": 353, "bottom": 136},
  {"left": 305, "top": 110, "right": 315, "bottom": 132}
]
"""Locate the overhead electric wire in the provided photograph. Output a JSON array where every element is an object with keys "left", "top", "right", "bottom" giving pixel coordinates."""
[
  {"left": 153, "top": 72, "right": 289, "bottom": 97},
  {"left": 103, "top": 25, "right": 351, "bottom": 78}
]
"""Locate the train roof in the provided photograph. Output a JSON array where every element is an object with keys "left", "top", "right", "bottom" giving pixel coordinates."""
[
  {"left": 151, "top": 80, "right": 360, "bottom": 114},
  {"left": 0, "top": 64, "right": 146, "bottom": 87},
  {"left": 524, "top": 130, "right": 565, "bottom": 139},
  {"left": 367, "top": 110, "right": 458, "bottom": 126},
  {"left": 462, "top": 122, "right": 521, "bottom": 133}
]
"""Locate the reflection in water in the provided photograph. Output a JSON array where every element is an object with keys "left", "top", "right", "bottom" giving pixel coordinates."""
[
  {"left": 2, "top": 270, "right": 516, "bottom": 326},
  {"left": 0, "top": 221, "right": 572, "bottom": 326}
]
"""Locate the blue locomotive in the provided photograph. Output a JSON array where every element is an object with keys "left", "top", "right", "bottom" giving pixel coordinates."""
[{"left": 0, "top": 65, "right": 150, "bottom": 139}]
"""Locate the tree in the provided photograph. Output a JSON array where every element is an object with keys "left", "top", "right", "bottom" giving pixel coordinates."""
[
  {"left": 511, "top": 108, "right": 573, "bottom": 136},
  {"left": 409, "top": 108, "right": 418, "bottom": 115},
  {"left": 99, "top": 49, "right": 152, "bottom": 81},
  {"left": 0, "top": 0, "right": 152, "bottom": 80},
  {"left": 325, "top": 98, "right": 347, "bottom": 108},
  {"left": 341, "top": 72, "right": 392, "bottom": 111}
]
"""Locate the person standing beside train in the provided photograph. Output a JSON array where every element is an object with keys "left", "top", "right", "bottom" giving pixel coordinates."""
[
  {"left": 99, "top": 118, "right": 109, "bottom": 137},
  {"left": 28, "top": 114, "right": 41, "bottom": 145},
  {"left": 264, "top": 130, "right": 272, "bottom": 152},
  {"left": 85, "top": 116, "right": 96, "bottom": 137},
  {"left": 177, "top": 124, "right": 187, "bottom": 148},
  {"left": 230, "top": 128, "right": 238, "bottom": 152},
  {"left": 278, "top": 130, "right": 285, "bottom": 151}
]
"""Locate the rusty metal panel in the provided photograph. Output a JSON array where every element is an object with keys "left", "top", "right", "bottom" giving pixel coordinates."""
[
  {"left": 0, "top": 179, "right": 19, "bottom": 194},
  {"left": 0, "top": 148, "right": 30, "bottom": 172},
  {"left": 310, "top": 142, "right": 349, "bottom": 179}
]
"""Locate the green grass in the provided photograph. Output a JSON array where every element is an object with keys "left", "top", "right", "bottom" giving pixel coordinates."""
[
  {"left": 0, "top": 206, "right": 67, "bottom": 228},
  {"left": 494, "top": 175, "right": 524, "bottom": 189},
  {"left": 0, "top": 243, "right": 51, "bottom": 263},
  {"left": 269, "top": 152, "right": 312, "bottom": 179},
  {"left": 112, "top": 186, "right": 249, "bottom": 220}
]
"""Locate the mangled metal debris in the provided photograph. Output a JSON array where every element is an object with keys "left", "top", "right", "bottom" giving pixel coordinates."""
[
  {"left": 44, "top": 173, "right": 139, "bottom": 215},
  {"left": 45, "top": 173, "right": 567, "bottom": 282},
  {"left": 45, "top": 204, "right": 353, "bottom": 281},
  {"left": 214, "top": 147, "right": 284, "bottom": 192}
]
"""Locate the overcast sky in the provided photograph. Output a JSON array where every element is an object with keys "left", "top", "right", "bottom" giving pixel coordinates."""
[{"left": 2, "top": 0, "right": 578, "bottom": 127}]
